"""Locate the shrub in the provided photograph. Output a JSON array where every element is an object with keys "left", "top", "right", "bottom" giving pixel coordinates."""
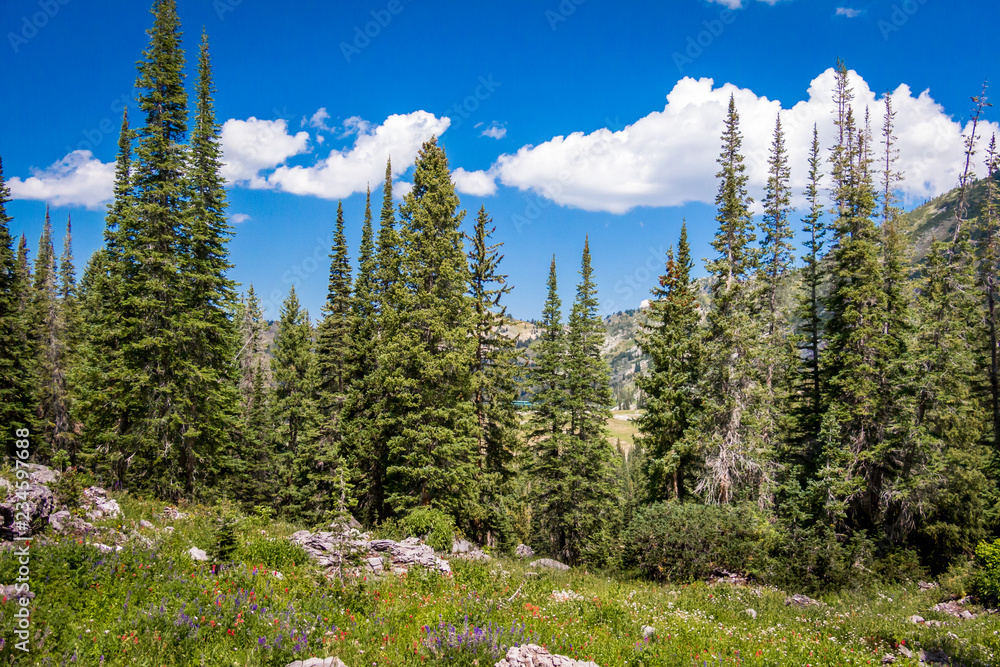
[
  {"left": 399, "top": 506, "right": 456, "bottom": 552},
  {"left": 237, "top": 535, "right": 309, "bottom": 570},
  {"left": 973, "top": 538, "right": 1000, "bottom": 604},
  {"left": 623, "top": 501, "right": 765, "bottom": 583}
]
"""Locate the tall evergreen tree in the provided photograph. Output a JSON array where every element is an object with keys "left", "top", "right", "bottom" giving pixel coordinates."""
[
  {"left": 316, "top": 201, "right": 353, "bottom": 406},
  {"left": 30, "top": 208, "right": 63, "bottom": 462},
  {"left": 696, "top": 95, "right": 772, "bottom": 506},
  {"left": 270, "top": 287, "right": 322, "bottom": 518},
  {"left": 466, "top": 205, "right": 520, "bottom": 545},
  {"left": 981, "top": 135, "right": 1000, "bottom": 457},
  {"left": 528, "top": 257, "right": 568, "bottom": 440},
  {"left": 0, "top": 157, "right": 38, "bottom": 456},
  {"left": 636, "top": 223, "right": 702, "bottom": 501},
  {"left": 384, "top": 138, "right": 480, "bottom": 526}
]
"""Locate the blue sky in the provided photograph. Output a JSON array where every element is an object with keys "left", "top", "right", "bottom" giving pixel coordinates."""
[{"left": 2, "top": 0, "right": 998, "bottom": 321}]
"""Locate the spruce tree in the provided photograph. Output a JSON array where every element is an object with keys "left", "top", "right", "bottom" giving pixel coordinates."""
[
  {"left": 696, "top": 95, "right": 772, "bottom": 506},
  {"left": 270, "top": 287, "right": 322, "bottom": 518},
  {"left": 528, "top": 257, "right": 568, "bottom": 440},
  {"left": 384, "top": 138, "right": 480, "bottom": 526},
  {"left": 636, "top": 223, "right": 702, "bottom": 501},
  {"left": 981, "top": 135, "right": 1000, "bottom": 456},
  {"left": 316, "top": 200, "right": 353, "bottom": 407},
  {"left": 0, "top": 157, "right": 38, "bottom": 456},
  {"left": 467, "top": 205, "right": 520, "bottom": 545}
]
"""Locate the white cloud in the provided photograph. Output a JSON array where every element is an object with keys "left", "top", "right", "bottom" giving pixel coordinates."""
[
  {"left": 230, "top": 213, "right": 251, "bottom": 224},
  {"left": 481, "top": 122, "right": 507, "bottom": 140},
  {"left": 341, "top": 115, "right": 373, "bottom": 138},
  {"left": 707, "top": 0, "right": 782, "bottom": 9},
  {"left": 452, "top": 167, "right": 498, "bottom": 197},
  {"left": 836, "top": 7, "right": 863, "bottom": 18},
  {"left": 264, "top": 111, "right": 450, "bottom": 200},
  {"left": 306, "top": 108, "right": 333, "bottom": 132},
  {"left": 220, "top": 117, "right": 310, "bottom": 185},
  {"left": 7, "top": 150, "right": 115, "bottom": 209},
  {"left": 477, "top": 69, "right": 999, "bottom": 214}
]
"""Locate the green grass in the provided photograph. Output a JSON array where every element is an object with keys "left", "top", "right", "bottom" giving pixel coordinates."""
[{"left": 2, "top": 493, "right": 998, "bottom": 666}]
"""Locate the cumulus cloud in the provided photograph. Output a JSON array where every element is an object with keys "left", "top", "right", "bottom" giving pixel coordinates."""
[
  {"left": 836, "top": 7, "right": 863, "bottom": 17},
  {"left": 452, "top": 167, "right": 498, "bottom": 197},
  {"left": 340, "top": 115, "right": 373, "bottom": 137},
  {"left": 220, "top": 117, "right": 310, "bottom": 185},
  {"left": 481, "top": 122, "right": 507, "bottom": 140},
  {"left": 7, "top": 150, "right": 115, "bottom": 209},
  {"left": 305, "top": 108, "right": 333, "bottom": 132},
  {"left": 263, "top": 111, "right": 450, "bottom": 200},
  {"left": 230, "top": 213, "right": 251, "bottom": 224},
  {"left": 475, "top": 69, "right": 999, "bottom": 214}
]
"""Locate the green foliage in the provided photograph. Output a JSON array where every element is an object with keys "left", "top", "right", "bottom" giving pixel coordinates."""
[
  {"left": 400, "top": 506, "right": 456, "bottom": 551},
  {"left": 237, "top": 535, "right": 309, "bottom": 570},
  {"left": 974, "top": 538, "right": 1000, "bottom": 604},
  {"left": 624, "top": 502, "right": 765, "bottom": 583},
  {"left": 50, "top": 464, "right": 91, "bottom": 509}
]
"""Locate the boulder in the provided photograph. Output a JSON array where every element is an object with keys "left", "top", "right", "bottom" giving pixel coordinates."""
[
  {"left": 162, "top": 506, "right": 188, "bottom": 521},
  {"left": 290, "top": 531, "right": 451, "bottom": 578},
  {"left": 20, "top": 463, "right": 59, "bottom": 486},
  {"left": 139, "top": 519, "right": 155, "bottom": 530},
  {"left": 515, "top": 543, "right": 535, "bottom": 558},
  {"left": 1, "top": 482, "right": 56, "bottom": 538},
  {"left": 81, "top": 487, "right": 121, "bottom": 521},
  {"left": 745, "top": 608, "right": 757, "bottom": 620},
  {"left": 284, "top": 657, "right": 348, "bottom": 667},
  {"left": 495, "top": 644, "right": 599, "bottom": 667},
  {"left": 48, "top": 510, "right": 95, "bottom": 535},
  {"left": 530, "top": 558, "right": 569, "bottom": 571},
  {"left": 641, "top": 625, "right": 656, "bottom": 640},
  {"left": 931, "top": 600, "right": 977, "bottom": 619},
  {"left": 452, "top": 538, "right": 475, "bottom": 553},
  {"left": 0, "top": 584, "right": 34, "bottom": 602},
  {"left": 187, "top": 547, "right": 210, "bottom": 562},
  {"left": 784, "top": 594, "right": 823, "bottom": 608},
  {"left": 907, "top": 615, "right": 925, "bottom": 624}
]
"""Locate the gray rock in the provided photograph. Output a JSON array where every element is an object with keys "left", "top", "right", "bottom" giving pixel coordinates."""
[
  {"left": 1, "top": 482, "right": 56, "bottom": 538},
  {"left": 495, "top": 644, "right": 598, "bottom": 667},
  {"left": 898, "top": 646, "right": 913, "bottom": 659},
  {"left": 452, "top": 538, "right": 475, "bottom": 553},
  {"left": 22, "top": 463, "right": 59, "bottom": 486},
  {"left": 907, "top": 615, "right": 925, "bottom": 624},
  {"left": 48, "top": 510, "right": 95, "bottom": 535},
  {"left": 81, "top": 487, "right": 121, "bottom": 521},
  {"left": 785, "top": 594, "right": 823, "bottom": 608},
  {"left": 641, "top": 625, "right": 656, "bottom": 640},
  {"left": 187, "top": 547, "right": 210, "bottom": 562},
  {"left": 290, "top": 530, "right": 451, "bottom": 578},
  {"left": 284, "top": 657, "right": 348, "bottom": 667},
  {"left": 531, "top": 558, "right": 570, "bottom": 571},
  {"left": 0, "top": 584, "right": 35, "bottom": 601},
  {"left": 162, "top": 506, "right": 188, "bottom": 521},
  {"left": 139, "top": 519, "right": 155, "bottom": 529},
  {"left": 917, "top": 581, "right": 939, "bottom": 591},
  {"left": 745, "top": 608, "right": 757, "bottom": 620},
  {"left": 91, "top": 542, "right": 122, "bottom": 553},
  {"left": 515, "top": 543, "right": 535, "bottom": 558},
  {"left": 881, "top": 654, "right": 895, "bottom": 664}
]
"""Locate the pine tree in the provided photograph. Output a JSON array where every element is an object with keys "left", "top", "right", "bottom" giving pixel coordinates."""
[
  {"left": 467, "top": 205, "right": 521, "bottom": 545},
  {"left": 316, "top": 200, "right": 353, "bottom": 408},
  {"left": 0, "top": 156, "right": 38, "bottom": 456},
  {"left": 528, "top": 257, "right": 568, "bottom": 440},
  {"left": 384, "top": 138, "right": 480, "bottom": 526},
  {"left": 270, "top": 287, "right": 322, "bottom": 518},
  {"left": 696, "top": 95, "right": 772, "bottom": 506},
  {"left": 981, "top": 135, "right": 1000, "bottom": 457},
  {"left": 531, "top": 240, "right": 618, "bottom": 565},
  {"left": 636, "top": 223, "right": 702, "bottom": 501},
  {"left": 180, "top": 27, "right": 240, "bottom": 495},
  {"left": 30, "top": 207, "right": 63, "bottom": 462},
  {"left": 793, "top": 125, "right": 827, "bottom": 454}
]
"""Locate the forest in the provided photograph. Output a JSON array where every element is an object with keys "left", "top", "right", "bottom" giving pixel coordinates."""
[{"left": 2, "top": 0, "right": 1000, "bottom": 601}]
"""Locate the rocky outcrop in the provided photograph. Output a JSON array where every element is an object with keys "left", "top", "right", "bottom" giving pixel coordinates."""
[
  {"left": 495, "top": 644, "right": 598, "bottom": 667},
  {"left": 81, "top": 487, "right": 121, "bottom": 521},
  {"left": 931, "top": 599, "right": 977, "bottom": 619},
  {"left": 187, "top": 547, "right": 210, "bottom": 562},
  {"left": 47, "top": 510, "right": 95, "bottom": 535},
  {"left": 515, "top": 544, "right": 535, "bottom": 558},
  {"left": 785, "top": 594, "right": 823, "bottom": 608},
  {"left": 451, "top": 538, "right": 491, "bottom": 561},
  {"left": 530, "top": 558, "right": 569, "bottom": 571},
  {"left": 290, "top": 530, "right": 451, "bottom": 577},
  {"left": 0, "top": 482, "right": 56, "bottom": 538}
]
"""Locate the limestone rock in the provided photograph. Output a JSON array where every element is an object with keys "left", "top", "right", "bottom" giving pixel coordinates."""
[
  {"left": 641, "top": 625, "right": 656, "bottom": 640},
  {"left": 187, "top": 546, "right": 210, "bottom": 562},
  {"left": 495, "top": 644, "right": 598, "bottom": 667},
  {"left": 162, "top": 506, "right": 188, "bottom": 521},
  {"left": 290, "top": 531, "right": 451, "bottom": 578},
  {"left": 1, "top": 482, "right": 56, "bottom": 538},
  {"left": 48, "top": 510, "right": 95, "bottom": 535},
  {"left": 452, "top": 538, "right": 474, "bottom": 553},
  {"left": 0, "top": 584, "right": 34, "bottom": 601},
  {"left": 931, "top": 600, "right": 977, "bottom": 619},
  {"left": 515, "top": 543, "right": 535, "bottom": 558},
  {"left": 745, "top": 608, "right": 757, "bottom": 620},
  {"left": 81, "top": 487, "right": 121, "bottom": 521},
  {"left": 139, "top": 519, "right": 155, "bottom": 529},
  {"left": 907, "top": 615, "right": 925, "bottom": 624},
  {"left": 22, "top": 464, "right": 59, "bottom": 486},
  {"left": 531, "top": 558, "right": 569, "bottom": 571}
]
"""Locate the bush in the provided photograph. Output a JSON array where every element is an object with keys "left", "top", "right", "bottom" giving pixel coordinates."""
[
  {"left": 237, "top": 536, "right": 309, "bottom": 570},
  {"left": 973, "top": 538, "right": 1000, "bottom": 604},
  {"left": 623, "top": 502, "right": 765, "bottom": 583},
  {"left": 399, "top": 506, "right": 456, "bottom": 552}
]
